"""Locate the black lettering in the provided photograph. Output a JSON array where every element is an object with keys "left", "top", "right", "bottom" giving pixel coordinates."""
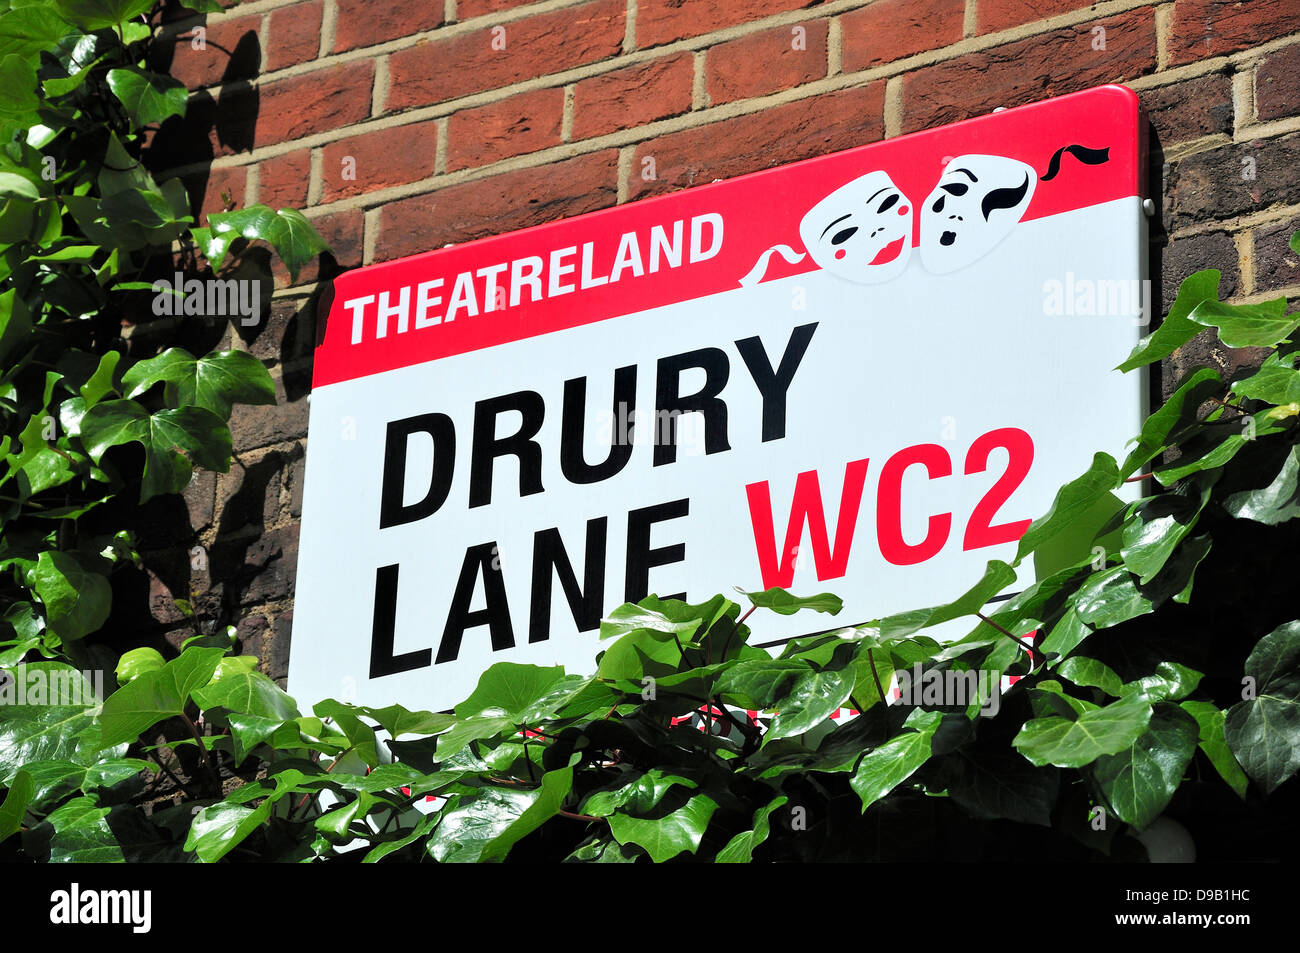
[
  {"left": 529, "top": 518, "right": 607, "bottom": 643},
  {"left": 379, "top": 413, "right": 456, "bottom": 528},
  {"left": 735, "top": 322, "right": 817, "bottom": 442},
  {"left": 560, "top": 365, "right": 637, "bottom": 484},
  {"left": 625, "top": 498, "right": 689, "bottom": 602},
  {"left": 653, "top": 347, "right": 731, "bottom": 466},
  {"left": 470, "top": 391, "right": 546, "bottom": 508},
  {"left": 436, "top": 542, "right": 516, "bottom": 663},
  {"left": 369, "top": 563, "right": 431, "bottom": 678}
]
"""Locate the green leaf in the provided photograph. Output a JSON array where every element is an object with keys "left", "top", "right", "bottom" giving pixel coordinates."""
[
  {"left": 1013, "top": 698, "right": 1153, "bottom": 768},
  {"left": 1123, "top": 662, "right": 1204, "bottom": 703},
  {"left": 99, "top": 646, "right": 225, "bottom": 747},
  {"left": 1015, "top": 454, "right": 1119, "bottom": 562},
  {"left": 1120, "top": 477, "right": 1214, "bottom": 584},
  {"left": 454, "top": 662, "right": 568, "bottom": 719},
  {"left": 1188, "top": 296, "right": 1299, "bottom": 349},
  {"left": 105, "top": 67, "right": 187, "bottom": 127},
  {"left": 714, "top": 659, "right": 809, "bottom": 710},
  {"left": 115, "top": 646, "right": 164, "bottom": 684},
  {"left": 428, "top": 787, "right": 540, "bottom": 863},
  {"left": 878, "top": 559, "right": 1017, "bottom": 640},
  {"left": 946, "top": 750, "right": 1059, "bottom": 826},
  {"left": 850, "top": 709, "right": 941, "bottom": 811},
  {"left": 0, "top": 54, "right": 38, "bottom": 119},
  {"left": 716, "top": 794, "right": 788, "bottom": 862},
  {"left": 1224, "top": 620, "right": 1300, "bottom": 793},
  {"left": 739, "top": 587, "right": 843, "bottom": 616},
  {"left": 0, "top": 7, "right": 76, "bottom": 62},
  {"left": 42, "top": 795, "right": 122, "bottom": 862},
  {"left": 480, "top": 767, "right": 574, "bottom": 861},
  {"left": 1117, "top": 269, "right": 1220, "bottom": 372},
  {"left": 30, "top": 550, "right": 110, "bottom": 641},
  {"left": 764, "top": 665, "right": 856, "bottom": 741},
  {"left": 1057, "top": 656, "right": 1123, "bottom": 697},
  {"left": 1232, "top": 351, "right": 1300, "bottom": 405},
  {"left": 607, "top": 792, "right": 718, "bottom": 862},
  {"left": 1181, "top": 700, "right": 1248, "bottom": 798},
  {"left": 122, "top": 348, "right": 275, "bottom": 420},
  {"left": 1071, "top": 566, "right": 1153, "bottom": 629},
  {"left": 0, "top": 663, "right": 109, "bottom": 780},
  {"left": 1088, "top": 703, "right": 1198, "bottom": 830},
  {"left": 0, "top": 171, "right": 38, "bottom": 201},
  {"left": 0, "top": 770, "right": 33, "bottom": 844},
  {"left": 53, "top": 0, "right": 154, "bottom": 31},
  {"left": 1223, "top": 445, "right": 1300, "bottom": 525},
  {"left": 185, "top": 771, "right": 305, "bottom": 862},
  {"left": 80, "top": 400, "right": 232, "bottom": 502},
  {"left": 582, "top": 770, "right": 697, "bottom": 818},
  {"left": 207, "top": 205, "right": 330, "bottom": 281},
  {"left": 192, "top": 660, "right": 299, "bottom": 720}
]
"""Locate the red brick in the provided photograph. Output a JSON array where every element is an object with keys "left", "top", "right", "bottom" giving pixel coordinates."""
[
  {"left": 387, "top": 0, "right": 625, "bottom": 110},
  {"left": 265, "top": 0, "right": 323, "bottom": 71},
  {"left": 333, "top": 0, "right": 444, "bottom": 53},
  {"left": 272, "top": 208, "right": 365, "bottom": 288},
  {"left": 220, "top": 61, "right": 375, "bottom": 149},
  {"left": 447, "top": 87, "right": 564, "bottom": 171},
  {"left": 637, "top": 0, "right": 820, "bottom": 48},
  {"left": 841, "top": 0, "right": 964, "bottom": 71},
  {"left": 259, "top": 150, "right": 311, "bottom": 209},
  {"left": 321, "top": 120, "right": 439, "bottom": 202},
  {"left": 1169, "top": 0, "right": 1300, "bottom": 67},
  {"left": 375, "top": 151, "right": 619, "bottom": 260},
  {"left": 1140, "top": 73, "right": 1233, "bottom": 147},
  {"left": 182, "top": 164, "right": 247, "bottom": 223},
  {"left": 572, "top": 53, "right": 694, "bottom": 139},
  {"left": 977, "top": 0, "right": 1095, "bottom": 34},
  {"left": 706, "top": 19, "right": 828, "bottom": 105},
  {"left": 162, "top": 14, "right": 261, "bottom": 89},
  {"left": 1256, "top": 43, "right": 1300, "bottom": 123},
  {"left": 629, "top": 82, "right": 885, "bottom": 200},
  {"left": 458, "top": 0, "right": 536, "bottom": 19},
  {"left": 900, "top": 8, "right": 1156, "bottom": 134}
]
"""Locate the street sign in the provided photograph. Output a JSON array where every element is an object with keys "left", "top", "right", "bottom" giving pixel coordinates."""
[{"left": 289, "top": 84, "right": 1148, "bottom": 712}]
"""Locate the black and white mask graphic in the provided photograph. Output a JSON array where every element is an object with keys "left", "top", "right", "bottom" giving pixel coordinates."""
[
  {"left": 919, "top": 155, "right": 1036, "bottom": 274},
  {"left": 798, "top": 170, "right": 913, "bottom": 284}
]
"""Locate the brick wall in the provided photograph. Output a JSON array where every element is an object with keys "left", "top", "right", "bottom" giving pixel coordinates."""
[{"left": 142, "top": 0, "right": 1300, "bottom": 682}]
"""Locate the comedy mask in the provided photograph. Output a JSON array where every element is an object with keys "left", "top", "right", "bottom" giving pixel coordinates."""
[
  {"left": 918, "top": 155, "right": 1036, "bottom": 274},
  {"left": 798, "top": 170, "right": 913, "bottom": 284}
]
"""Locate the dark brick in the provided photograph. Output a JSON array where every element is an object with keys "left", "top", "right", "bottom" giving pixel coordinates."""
[
  {"left": 285, "top": 454, "right": 306, "bottom": 519},
  {"left": 1253, "top": 216, "right": 1300, "bottom": 293},
  {"left": 1163, "top": 329, "right": 1271, "bottom": 401},
  {"left": 235, "top": 613, "right": 271, "bottom": 661},
  {"left": 269, "top": 611, "right": 293, "bottom": 683},
  {"left": 183, "top": 469, "right": 217, "bottom": 531},
  {"left": 228, "top": 373, "right": 309, "bottom": 451},
  {"left": 1165, "top": 133, "right": 1300, "bottom": 229},
  {"left": 1158, "top": 230, "right": 1239, "bottom": 313},
  {"left": 1256, "top": 43, "right": 1300, "bottom": 123},
  {"left": 239, "top": 525, "right": 300, "bottom": 605},
  {"left": 1140, "top": 73, "right": 1233, "bottom": 147}
]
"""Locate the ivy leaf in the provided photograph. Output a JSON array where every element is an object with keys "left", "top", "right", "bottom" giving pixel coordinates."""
[
  {"left": 1224, "top": 620, "right": 1300, "bottom": 793},
  {"left": 1188, "top": 296, "right": 1299, "bottom": 349},
  {"left": 1117, "top": 269, "right": 1220, "bottom": 372},
  {"left": 122, "top": 348, "right": 275, "bottom": 420},
  {"left": 607, "top": 792, "right": 718, "bottom": 862},
  {"left": 0, "top": 770, "right": 33, "bottom": 844},
  {"left": 53, "top": 0, "right": 154, "bottom": 31},
  {"left": 185, "top": 770, "right": 305, "bottom": 863},
  {"left": 0, "top": 7, "right": 77, "bottom": 62},
  {"left": 1057, "top": 656, "right": 1124, "bottom": 697},
  {"left": 716, "top": 794, "right": 788, "bottom": 862},
  {"left": 714, "top": 659, "right": 809, "bottom": 710},
  {"left": 41, "top": 795, "right": 123, "bottom": 863},
  {"left": 1122, "top": 662, "right": 1204, "bottom": 704},
  {"left": 105, "top": 67, "right": 187, "bottom": 127},
  {"left": 1088, "top": 703, "right": 1198, "bottom": 830},
  {"left": 878, "top": 559, "right": 1017, "bottom": 640},
  {"left": 1120, "top": 476, "right": 1214, "bottom": 584},
  {"left": 1223, "top": 445, "right": 1300, "bottom": 526},
  {"left": 1181, "top": 701, "right": 1248, "bottom": 798},
  {"left": 581, "top": 770, "right": 697, "bottom": 818},
  {"left": 428, "top": 787, "right": 540, "bottom": 863},
  {"left": 850, "top": 709, "right": 942, "bottom": 811},
  {"left": 207, "top": 205, "right": 330, "bottom": 281},
  {"left": 1232, "top": 351, "right": 1300, "bottom": 405},
  {"left": 115, "top": 646, "right": 164, "bottom": 684},
  {"left": 80, "top": 400, "right": 232, "bottom": 502},
  {"left": 946, "top": 749, "right": 1059, "bottom": 826},
  {"left": 1071, "top": 566, "right": 1153, "bottom": 629},
  {"left": 480, "top": 767, "right": 574, "bottom": 862},
  {"left": 0, "top": 663, "right": 109, "bottom": 780},
  {"left": 0, "top": 54, "right": 38, "bottom": 120},
  {"left": 30, "top": 550, "right": 111, "bottom": 641},
  {"left": 738, "top": 587, "right": 843, "bottom": 616},
  {"left": 1013, "top": 698, "right": 1152, "bottom": 768},
  {"left": 1015, "top": 453, "right": 1119, "bottom": 563},
  {"left": 765, "top": 665, "right": 856, "bottom": 741},
  {"left": 99, "top": 646, "right": 225, "bottom": 747},
  {"left": 454, "top": 663, "right": 568, "bottom": 719},
  {"left": 192, "top": 660, "right": 299, "bottom": 720}
]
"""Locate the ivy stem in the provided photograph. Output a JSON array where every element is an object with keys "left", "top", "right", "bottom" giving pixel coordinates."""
[
  {"left": 557, "top": 809, "right": 605, "bottom": 823},
  {"left": 1124, "top": 471, "right": 1154, "bottom": 483},
  {"left": 866, "top": 649, "right": 886, "bottom": 704},
  {"left": 974, "top": 612, "right": 1032, "bottom": 655},
  {"left": 179, "top": 712, "right": 219, "bottom": 792}
]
